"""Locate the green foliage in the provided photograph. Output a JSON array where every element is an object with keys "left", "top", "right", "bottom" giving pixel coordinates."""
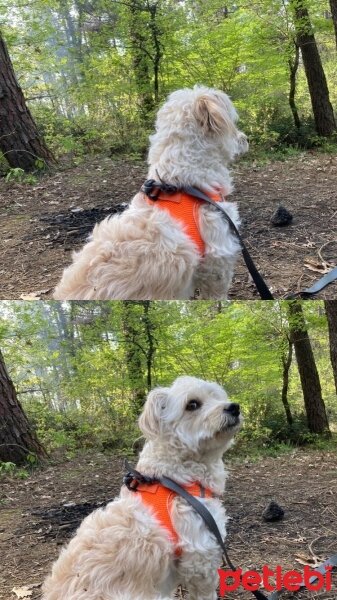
[
  {"left": 0, "top": 300, "right": 336, "bottom": 458},
  {"left": 0, "top": 461, "right": 29, "bottom": 479},
  {"left": 1, "top": 0, "right": 336, "bottom": 159},
  {"left": 25, "top": 398, "right": 139, "bottom": 455},
  {"left": 5, "top": 167, "right": 38, "bottom": 184}
]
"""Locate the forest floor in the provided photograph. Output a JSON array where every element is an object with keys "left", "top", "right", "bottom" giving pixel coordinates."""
[
  {"left": 0, "top": 150, "right": 337, "bottom": 299},
  {"left": 0, "top": 448, "right": 336, "bottom": 600}
]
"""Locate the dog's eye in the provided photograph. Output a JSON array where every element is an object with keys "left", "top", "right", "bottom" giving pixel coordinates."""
[{"left": 186, "top": 399, "right": 201, "bottom": 411}]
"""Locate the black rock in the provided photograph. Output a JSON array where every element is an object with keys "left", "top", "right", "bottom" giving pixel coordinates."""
[
  {"left": 262, "top": 500, "right": 285, "bottom": 522},
  {"left": 270, "top": 205, "right": 293, "bottom": 227}
]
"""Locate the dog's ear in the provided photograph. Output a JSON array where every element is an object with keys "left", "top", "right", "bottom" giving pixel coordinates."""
[
  {"left": 138, "top": 387, "right": 170, "bottom": 439},
  {"left": 194, "top": 94, "right": 234, "bottom": 135}
]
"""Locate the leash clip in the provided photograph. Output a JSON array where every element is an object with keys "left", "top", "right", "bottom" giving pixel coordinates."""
[
  {"left": 142, "top": 178, "right": 179, "bottom": 201},
  {"left": 142, "top": 179, "right": 160, "bottom": 200},
  {"left": 123, "top": 459, "right": 157, "bottom": 491},
  {"left": 123, "top": 472, "right": 140, "bottom": 491}
]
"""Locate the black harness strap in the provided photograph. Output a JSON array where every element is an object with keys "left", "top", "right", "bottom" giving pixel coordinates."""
[
  {"left": 142, "top": 179, "right": 273, "bottom": 300},
  {"left": 183, "top": 185, "right": 274, "bottom": 300}
]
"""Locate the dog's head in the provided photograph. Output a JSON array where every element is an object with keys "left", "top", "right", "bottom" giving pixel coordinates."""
[
  {"left": 153, "top": 85, "right": 248, "bottom": 162},
  {"left": 138, "top": 376, "right": 242, "bottom": 454}
]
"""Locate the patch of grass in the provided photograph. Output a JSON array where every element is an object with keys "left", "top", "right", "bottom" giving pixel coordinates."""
[
  {"left": 5, "top": 167, "right": 38, "bottom": 185},
  {"left": 228, "top": 432, "right": 337, "bottom": 463},
  {"left": 240, "top": 144, "right": 304, "bottom": 166},
  {"left": 0, "top": 461, "right": 29, "bottom": 480}
]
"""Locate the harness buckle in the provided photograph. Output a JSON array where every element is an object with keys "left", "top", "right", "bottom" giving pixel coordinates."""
[
  {"left": 123, "top": 472, "right": 139, "bottom": 491},
  {"left": 123, "top": 460, "right": 157, "bottom": 491},
  {"left": 142, "top": 179, "right": 161, "bottom": 200},
  {"left": 142, "top": 179, "right": 179, "bottom": 201}
]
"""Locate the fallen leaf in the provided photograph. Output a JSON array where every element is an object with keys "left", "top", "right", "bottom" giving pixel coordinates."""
[
  {"left": 12, "top": 587, "right": 33, "bottom": 598},
  {"left": 294, "top": 553, "right": 321, "bottom": 567},
  {"left": 303, "top": 260, "right": 329, "bottom": 274},
  {"left": 20, "top": 289, "right": 51, "bottom": 300}
]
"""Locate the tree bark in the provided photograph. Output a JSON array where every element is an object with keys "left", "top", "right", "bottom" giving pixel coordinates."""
[
  {"left": 281, "top": 338, "right": 294, "bottom": 425},
  {"left": 287, "top": 301, "right": 330, "bottom": 435},
  {"left": 0, "top": 30, "right": 55, "bottom": 171},
  {"left": 329, "top": 0, "right": 337, "bottom": 50},
  {"left": 148, "top": 2, "right": 163, "bottom": 105},
  {"left": 122, "top": 301, "right": 148, "bottom": 414},
  {"left": 142, "top": 301, "right": 156, "bottom": 391},
  {"left": 290, "top": 0, "right": 336, "bottom": 137},
  {"left": 128, "top": 1, "right": 155, "bottom": 120},
  {"left": 288, "top": 43, "right": 301, "bottom": 129},
  {"left": 0, "top": 349, "right": 47, "bottom": 465},
  {"left": 325, "top": 300, "right": 337, "bottom": 396}
]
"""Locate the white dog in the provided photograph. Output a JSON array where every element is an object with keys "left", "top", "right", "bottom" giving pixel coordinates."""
[
  {"left": 42, "top": 376, "right": 242, "bottom": 600},
  {"left": 54, "top": 86, "right": 248, "bottom": 300}
]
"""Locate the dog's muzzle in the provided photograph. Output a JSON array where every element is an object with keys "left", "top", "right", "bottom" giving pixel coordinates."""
[{"left": 221, "top": 403, "right": 241, "bottom": 429}]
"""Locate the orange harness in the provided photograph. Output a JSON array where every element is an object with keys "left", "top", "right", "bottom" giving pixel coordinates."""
[
  {"left": 147, "top": 190, "right": 223, "bottom": 256},
  {"left": 134, "top": 481, "right": 214, "bottom": 557}
]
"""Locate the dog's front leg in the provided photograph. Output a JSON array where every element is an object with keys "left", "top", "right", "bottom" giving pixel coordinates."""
[
  {"left": 182, "top": 562, "right": 219, "bottom": 600},
  {"left": 178, "top": 550, "right": 220, "bottom": 600},
  {"left": 192, "top": 254, "right": 236, "bottom": 299},
  {"left": 187, "top": 579, "right": 218, "bottom": 600}
]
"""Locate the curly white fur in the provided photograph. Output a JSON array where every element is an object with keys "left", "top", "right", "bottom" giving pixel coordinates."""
[
  {"left": 54, "top": 86, "right": 248, "bottom": 300},
  {"left": 42, "top": 376, "right": 243, "bottom": 600}
]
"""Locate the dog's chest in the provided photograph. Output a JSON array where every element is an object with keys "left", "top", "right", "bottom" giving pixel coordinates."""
[{"left": 172, "top": 495, "right": 227, "bottom": 554}]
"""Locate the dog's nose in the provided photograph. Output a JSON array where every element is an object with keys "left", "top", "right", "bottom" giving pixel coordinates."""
[{"left": 225, "top": 403, "right": 240, "bottom": 417}]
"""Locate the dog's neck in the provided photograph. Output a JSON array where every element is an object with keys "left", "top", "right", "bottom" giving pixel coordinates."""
[
  {"left": 136, "top": 439, "right": 228, "bottom": 496},
  {"left": 147, "top": 136, "right": 234, "bottom": 197}
]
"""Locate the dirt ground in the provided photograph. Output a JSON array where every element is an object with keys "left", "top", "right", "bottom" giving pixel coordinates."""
[
  {"left": 0, "top": 449, "right": 336, "bottom": 600},
  {"left": 0, "top": 151, "right": 337, "bottom": 300}
]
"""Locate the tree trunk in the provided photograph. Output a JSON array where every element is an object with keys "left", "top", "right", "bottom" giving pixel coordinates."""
[
  {"left": 148, "top": 2, "right": 163, "bottom": 105},
  {"left": 122, "top": 301, "right": 148, "bottom": 414},
  {"left": 325, "top": 300, "right": 337, "bottom": 396},
  {"left": 287, "top": 301, "right": 330, "bottom": 435},
  {"left": 329, "top": 0, "right": 337, "bottom": 50},
  {"left": 290, "top": 0, "right": 336, "bottom": 137},
  {"left": 281, "top": 338, "right": 294, "bottom": 425},
  {"left": 0, "top": 30, "right": 55, "bottom": 171},
  {"left": 128, "top": 1, "right": 155, "bottom": 120},
  {"left": 142, "top": 301, "right": 156, "bottom": 391},
  {"left": 288, "top": 43, "right": 301, "bottom": 129},
  {"left": 0, "top": 349, "right": 47, "bottom": 465}
]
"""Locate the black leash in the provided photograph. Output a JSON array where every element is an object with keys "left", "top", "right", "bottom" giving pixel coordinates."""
[
  {"left": 285, "top": 266, "right": 337, "bottom": 299},
  {"left": 123, "top": 461, "right": 269, "bottom": 600},
  {"left": 268, "top": 553, "right": 337, "bottom": 600},
  {"left": 142, "top": 179, "right": 274, "bottom": 300},
  {"left": 142, "top": 179, "right": 337, "bottom": 300}
]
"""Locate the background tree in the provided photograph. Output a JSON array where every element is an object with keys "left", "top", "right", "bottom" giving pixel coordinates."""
[
  {"left": 329, "top": 0, "right": 337, "bottom": 49},
  {"left": 288, "top": 42, "right": 301, "bottom": 129},
  {"left": 287, "top": 300, "right": 330, "bottom": 435},
  {"left": 0, "top": 30, "right": 55, "bottom": 171},
  {"left": 280, "top": 335, "right": 294, "bottom": 426},
  {"left": 1, "top": 0, "right": 337, "bottom": 161},
  {"left": 0, "top": 300, "right": 335, "bottom": 456},
  {"left": 121, "top": 301, "right": 156, "bottom": 414},
  {"left": 290, "top": 0, "right": 336, "bottom": 136},
  {"left": 325, "top": 300, "right": 337, "bottom": 396},
  {"left": 0, "top": 348, "right": 47, "bottom": 465}
]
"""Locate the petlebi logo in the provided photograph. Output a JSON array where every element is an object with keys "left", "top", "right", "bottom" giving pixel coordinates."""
[{"left": 218, "top": 564, "right": 333, "bottom": 597}]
